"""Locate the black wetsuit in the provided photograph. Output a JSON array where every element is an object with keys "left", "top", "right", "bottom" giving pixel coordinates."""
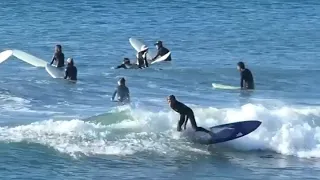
[
  {"left": 116, "top": 64, "right": 129, "bottom": 69},
  {"left": 137, "top": 52, "right": 148, "bottom": 68},
  {"left": 50, "top": 52, "right": 65, "bottom": 67},
  {"left": 64, "top": 65, "right": 77, "bottom": 81},
  {"left": 153, "top": 47, "right": 171, "bottom": 61},
  {"left": 240, "top": 68, "right": 254, "bottom": 89},
  {"left": 170, "top": 100, "right": 211, "bottom": 134},
  {"left": 112, "top": 85, "right": 130, "bottom": 103}
]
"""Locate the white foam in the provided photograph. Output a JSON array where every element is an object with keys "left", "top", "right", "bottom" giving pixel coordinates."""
[{"left": 0, "top": 103, "right": 320, "bottom": 158}]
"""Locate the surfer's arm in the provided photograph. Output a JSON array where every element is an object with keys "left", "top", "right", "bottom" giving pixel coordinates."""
[
  {"left": 111, "top": 90, "right": 117, "bottom": 101},
  {"left": 50, "top": 55, "right": 55, "bottom": 65},
  {"left": 115, "top": 64, "right": 125, "bottom": 69},
  {"left": 64, "top": 68, "right": 69, "bottom": 79},
  {"left": 240, "top": 73, "right": 244, "bottom": 88},
  {"left": 152, "top": 51, "right": 160, "bottom": 61}
]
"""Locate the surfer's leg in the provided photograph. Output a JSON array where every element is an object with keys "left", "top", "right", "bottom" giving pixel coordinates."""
[
  {"left": 188, "top": 114, "right": 214, "bottom": 136},
  {"left": 177, "top": 115, "right": 186, "bottom": 131}
]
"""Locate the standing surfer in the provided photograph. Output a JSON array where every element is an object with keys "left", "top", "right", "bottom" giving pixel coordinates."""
[
  {"left": 64, "top": 58, "right": 77, "bottom": 81},
  {"left": 111, "top": 78, "right": 130, "bottom": 103},
  {"left": 237, "top": 62, "right": 254, "bottom": 90},
  {"left": 151, "top": 41, "right": 171, "bottom": 62},
  {"left": 137, "top": 45, "right": 149, "bottom": 68},
  {"left": 167, "top": 95, "right": 214, "bottom": 137},
  {"left": 50, "top": 44, "right": 65, "bottom": 68}
]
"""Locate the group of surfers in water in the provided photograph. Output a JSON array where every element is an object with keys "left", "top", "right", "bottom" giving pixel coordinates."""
[{"left": 50, "top": 40, "right": 254, "bottom": 138}]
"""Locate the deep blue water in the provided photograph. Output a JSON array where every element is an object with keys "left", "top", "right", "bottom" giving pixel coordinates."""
[{"left": 0, "top": 0, "right": 320, "bottom": 179}]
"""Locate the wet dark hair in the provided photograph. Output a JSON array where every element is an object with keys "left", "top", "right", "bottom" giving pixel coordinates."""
[
  {"left": 56, "top": 44, "right": 62, "bottom": 51},
  {"left": 119, "top": 78, "right": 125, "bottom": 85},
  {"left": 168, "top": 95, "right": 176, "bottom": 100},
  {"left": 237, "top": 61, "right": 245, "bottom": 69}
]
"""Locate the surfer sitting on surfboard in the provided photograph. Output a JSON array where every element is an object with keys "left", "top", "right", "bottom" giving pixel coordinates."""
[
  {"left": 111, "top": 78, "right": 130, "bottom": 103},
  {"left": 137, "top": 45, "right": 149, "bottom": 69},
  {"left": 50, "top": 44, "right": 65, "bottom": 68},
  {"left": 237, "top": 61, "right": 254, "bottom": 90},
  {"left": 151, "top": 41, "right": 171, "bottom": 62},
  {"left": 116, "top": 58, "right": 132, "bottom": 69},
  {"left": 64, "top": 58, "right": 77, "bottom": 81},
  {"left": 167, "top": 95, "right": 214, "bottom": 137}
]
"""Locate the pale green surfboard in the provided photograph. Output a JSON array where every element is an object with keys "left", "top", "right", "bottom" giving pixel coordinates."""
[{"left": 212, "top": 83, "right": 240, "bottom": 90}]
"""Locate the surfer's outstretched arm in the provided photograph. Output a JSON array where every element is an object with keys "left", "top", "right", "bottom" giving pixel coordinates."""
[{"left": 152, "top": 51, "right": 160, "bottom": 61}]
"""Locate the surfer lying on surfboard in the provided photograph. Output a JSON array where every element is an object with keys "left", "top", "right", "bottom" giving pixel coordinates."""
[
  {"left": 167, "top": 95, "right": 214, "bottom": 137},
  {"left": 64, "top": 58, "right": 77, "bottom": 81},
  {"left": 237, "top": 62, "right": 254, "bottom": 90},
  {"left": 151, "top": 41, "right": 171, "bottom": 62},
  {"left": 111, "top": 78, "right": 130, "bottom": 103},
  {"left": 50, "top": 45, "right": 65, "bottom": 68},
  {"left": 137, "top": 45, "right": 149, "bottom": 69}
]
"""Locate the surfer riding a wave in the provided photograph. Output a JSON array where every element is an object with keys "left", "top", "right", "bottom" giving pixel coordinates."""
[{"left": 167, "top": 95, "right": 214, "bottom": 138}]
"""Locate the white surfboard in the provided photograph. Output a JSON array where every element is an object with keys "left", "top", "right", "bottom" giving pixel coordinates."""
[
  {"left": 45, "top": 64, "right": 65, "bottom": 78},
  {"left": 0, "top": 49, "right": 65, "bottom": 78},
  {"left": 150, "top": 51, "right": 171, "bottom": 64},
  {"left": 129, "top": 37, "right": 155, "bottom": 60},
  {"left": 0, "top": 50, "right": 13, "bottom": 63},
  {"left": 12, "top": 49, "right": 47, "bottom": 67},
  {"left": 212, "top": 83, "right": 240, "bottom": 90}
]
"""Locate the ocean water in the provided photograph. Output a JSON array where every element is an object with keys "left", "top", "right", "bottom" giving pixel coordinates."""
[{"left": 0, "top": 0, "right": 320, "bottom": 179}]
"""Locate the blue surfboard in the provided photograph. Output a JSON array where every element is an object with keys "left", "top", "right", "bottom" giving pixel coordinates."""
[{"left": 194, "top": 120, "right": 261, "bottom": 145}]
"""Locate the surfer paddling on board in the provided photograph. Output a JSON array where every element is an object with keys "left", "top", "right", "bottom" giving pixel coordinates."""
[
  {"left": 50, "top": 45, "right": 65, "bottom": 68},
  {"left": 111, "top": 78, "right": 130, "bottom": 103},
  {"left": 151, "top": 41, "right": 171, "bottom": 62},
  {"left": 116, "top": 58, "right": 132, "bottom": 69},
  {"left": 64, "top": 58, "right": 77, "bottom": 81},
  {"left": 237, "top": 62, "right": 254, "bottom": 90},
  {"left": 167, "top": 95, "right": 214, "bottom": 137},
  {"left": 137, "top": 45, "right": 149, "bottom": 69}
]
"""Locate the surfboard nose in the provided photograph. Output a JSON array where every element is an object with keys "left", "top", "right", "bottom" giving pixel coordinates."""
[{"left": 241, "top": 120, "right": 262, "bottom": 133}]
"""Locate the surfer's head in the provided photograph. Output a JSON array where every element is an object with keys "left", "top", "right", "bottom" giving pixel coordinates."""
[
  {"left": 67, "top": 57, "right": 74, "bottom": 66},
  {"left": 167, "top": 95, "right": 176, "bottom": 104},
  {"left": 237, "top": 61, "right": 245, "bottom": 71},
  {"left": 154, "top": 41, "right": 163, "bottom": 49},
  {"left": 118, "top": 77, "right": 126, "bottom": 86},
  {"left": 55, "top": 45, "right": 62, "bottom": 53},
  {"left": 123, "top": 58, "right": 130, "bottom": 64},
  {"left": 140, "top": 45, "right": 149, "bottom": 53}
]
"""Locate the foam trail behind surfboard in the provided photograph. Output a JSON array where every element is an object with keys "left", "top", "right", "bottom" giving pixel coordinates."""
[
  {"left": 0, "top": 50, "right": 13, "bottom": 63},
  {"left": 11, "top": 49, "right": 47, "bottom": 67}
]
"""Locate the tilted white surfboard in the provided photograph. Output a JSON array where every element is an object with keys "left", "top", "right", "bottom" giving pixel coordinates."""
[{"left": 0, "top": 49, "right": 65, "bottom": 78}]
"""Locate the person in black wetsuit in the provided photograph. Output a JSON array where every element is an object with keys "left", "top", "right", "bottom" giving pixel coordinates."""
[
  {"left": 64, "top": 58, "right": 77, "bottom": 81},
  {"left": 237, "top": 61, "right": 254, "bottom": 90},
  {"left": 167, "top": 95, "right": 214, "bottom": 136},
  {"left": 152, "top": 41, "right": 171, "bottom": 62},
  {"left": 111, "top": 78, "right": 130, "bottom": 103},
  {"left": 137, "top": 45, "right": 149, "bottom": 69},
  {"left": 50, "top": 44, "right": 65, "bottom": 68},
  {"left": 116, "top": 58, "right": 132, "bottom": 69}
]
